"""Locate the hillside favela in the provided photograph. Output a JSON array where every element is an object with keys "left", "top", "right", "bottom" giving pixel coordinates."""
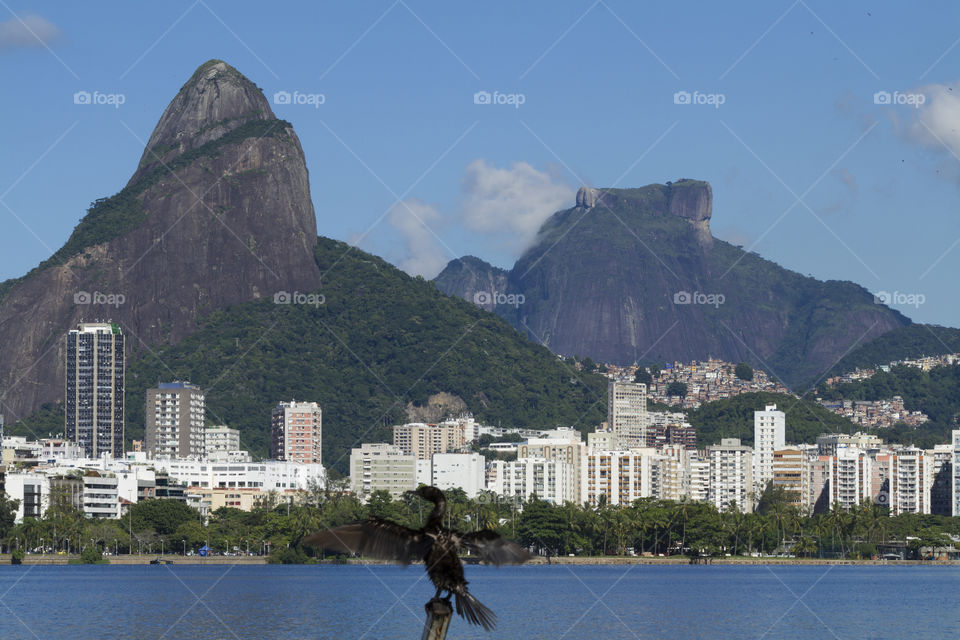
[{"left": 2, "top": 3, "right": 960, "bottom": 639}]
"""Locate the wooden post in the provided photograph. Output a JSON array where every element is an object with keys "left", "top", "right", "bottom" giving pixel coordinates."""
[{"left": 421, "top": 598, "right": 453, "bottom": 640}]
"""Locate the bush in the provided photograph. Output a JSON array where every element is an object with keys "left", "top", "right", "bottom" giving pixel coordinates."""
[
  {"left": 80, "top": 546, "right": 103, "bottom": 564},
  {"left": 267, "top": 546, "right": 315, "bottom": 565},
  {"left": 11, "top": 548, "right": 24, "bottom": 565}
]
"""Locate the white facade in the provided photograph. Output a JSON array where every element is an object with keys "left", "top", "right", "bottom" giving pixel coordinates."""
[
  {"left": 581, "top": 449, "right": 656, "bottom": 507},
  {"left": 952, "top": 430, "right": 960, "bottom": 517},
  {"left": 707, "top": 438, "right": 754, "bottom": 513},
  {"left": 829, "top": 447, "right": 872, "bottom": 509},
  {"left": 489, "top": 457, "right": 576, "bottom": 504},
  {"left": 350, "top": 443, "right": 416, "bottom": 498},
  {"left": 431, "top": 453, "right": 485, "bottom": 498},
  {"left": 753, "top": 404, "right": 785, "bottom": 490},
  {"left": 607, "top": 380, "right": 647, "bottom": 448},
  {"left": 153, "top": 458, "right": 325, "bottom": 492},
  {"left": 205, "top": 426, "right": 242, "bottom": 458}
]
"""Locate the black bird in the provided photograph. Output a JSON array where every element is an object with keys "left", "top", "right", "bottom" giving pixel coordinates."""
[{"left": 305, "top": 485, "right": 531, "bottom": 631}]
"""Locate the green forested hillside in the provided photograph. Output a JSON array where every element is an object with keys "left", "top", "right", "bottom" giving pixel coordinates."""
[
  {"left": 687, "top": 392, "right": 856, "bottom": 447},
  {"left": 826, "top": 324, "right": 960, "bottom": 379},
  {"left": 118, "top": 237, "right": 608, "bottom": 472},
  {"left": 818, "top": 364, "right": 960, "bottom": 449}
]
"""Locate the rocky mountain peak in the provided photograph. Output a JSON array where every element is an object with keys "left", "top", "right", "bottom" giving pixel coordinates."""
[{"left": 134, "top": 59, "right": 274, "bottom": 177}]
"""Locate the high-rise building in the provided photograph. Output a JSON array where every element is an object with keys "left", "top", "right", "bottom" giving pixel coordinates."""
[
  {"left": 430, "top": 453, "right": 486, "bottom": 498},
  {"left": 951, "top": 430, "right": 960, "bottom": 517},
  {"left": 607, "top": 380, "right": 647, "bottom": 448},
  {"left": 489, "top": 457, "right": 576, "bottom": 505},
  {"left": 753, "top": 404, "right": 785, "bottom": 490},
  {"left": 145, "top": 382, "right": 205, "bottom": 459},
  {"left": 65, "top": 322, "right": 125, "bottom": 458},
  {"left": 205, "top": 426, "right": 246, "bottom": 461},
  {"left": 772, "top": 447, "right": 806, "bottom": 510},
  {"left": 350, "top": 443, "right": 416, "bottom": 498},
  {"left": 706, "top": 438, "right": 754, "bottom": 513},
  {"left": 829, "top": 447, "right": 873, "bottom": 509},
  {"left": 392, "top": 422, "right": 465, "bottom": 460},
  {"left": 271, "top": 401, "right": 322, "bottom": 465},
  {"left": 581, "top": 449, "right": 655, "bottom": 507}
]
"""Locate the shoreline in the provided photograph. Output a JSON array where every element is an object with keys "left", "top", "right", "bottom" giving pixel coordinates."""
[{"left": 2, "top": 554, "right": 957, "bottom": 567}]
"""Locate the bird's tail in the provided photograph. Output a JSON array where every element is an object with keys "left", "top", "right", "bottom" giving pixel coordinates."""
[{"left": 454, "top": 589, "right": 497, "bottom": 631}]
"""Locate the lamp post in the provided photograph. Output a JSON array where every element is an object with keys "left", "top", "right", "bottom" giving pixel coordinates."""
[
  {"left": 182, "top": 539, "right": 186, "bottom": 556},
  {"left": 39, "top": 538, "right": 44, "bottom": 554},
  {"left": 161, "top": 540, "right": 164, "bottom": 556}
]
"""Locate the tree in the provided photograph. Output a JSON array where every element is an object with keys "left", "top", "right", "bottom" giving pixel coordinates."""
[
  {"left": 666, "top": 381, "right": 688, "bottom": 398},
  {"left": 0, "top": 492, "right": 19, "bottom": 542},
  {"left": 633, "top": 368, "right": 652, "bottom": 385},
  {"left": 734, "top": 363, "right": 754, "bottom": 381},
  {"left": 129, "top": 499, "right": 199, "bottom": 536},
  {"left": 649, "top": 364, "right": 661, "bottom": 379}
]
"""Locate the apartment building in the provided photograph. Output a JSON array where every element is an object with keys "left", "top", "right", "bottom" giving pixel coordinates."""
[
  {"left": 271, "top": 401, "right": 322, "bottom": 465},
  {"left": 607, "top": 380, "right": 647, "bottom": 448},
  {"left": 706, "top": 438, "right": 754, "bottom": 513},
  {"left": 146, "top": 382, "right": 206, "bottom": 459},
  {"left": 754, "top": 404, "right": 785, "bottom": 490},
  {"left": 349, "top": 443, "right": 416, "bottom": 498}
]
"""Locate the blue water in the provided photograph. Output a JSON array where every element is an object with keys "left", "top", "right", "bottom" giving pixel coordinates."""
[{"left": 0, "top": 564, "right": 957, "bottom": 639}]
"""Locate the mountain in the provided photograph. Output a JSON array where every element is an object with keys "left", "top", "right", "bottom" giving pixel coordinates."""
[
  {"left": 1, "top": 60, "right": 609, "bottom": 470},
  {"left": 0, "top": 60, "right": 322, "bottom": 421},
  {"left": 8, "top": 238, "right": 609, "bottom": 472},
  {"left": 434, "top": 180, "right": 910, "bottom": 389}
]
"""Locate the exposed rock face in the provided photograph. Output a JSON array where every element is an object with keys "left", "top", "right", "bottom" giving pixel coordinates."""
[
  {"left": 0, "top": 60, "right": 322, "bottom": 421},
  {"left": 435, "top": 181, "right": 909, "bottom": 388},
  {"left": 432, "top": 256, "right": 510, "bottom": 312}
]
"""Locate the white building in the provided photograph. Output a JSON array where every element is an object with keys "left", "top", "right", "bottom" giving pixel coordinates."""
[
  {"left": 951, "top": 430, "right": 960, "bottom": 517},
  {"left": 581, "top": 449, "right": 656, "bottom": 507},
  {"left": 707, "top": 438, "right": 754, "bottom": 513},
  {"left": 349, "top": 443, "right": 416, "bottom": 498},
  {"left": 154, "top": 458, "right": 325, "bottom": 493},
  {"left": 829, "top": 447, "right": 872, "bottom": 509},
  {"left": 392, "top": 421, "right": 466, "bottom": 460},
  {"left": 204, "top": 426, "right": 243, "bottom": 461},
  {"left": 607, "top": 380, "right": 647, "bottom": 448},
  {"left": 430, "top": 453, "right": 485, "bottom": 498},
  {"left": 754, "top": 404, "right": 785, "bottom": 490},
  {"left": 489, "top": 457, "right": 576, "bottom": 505}
]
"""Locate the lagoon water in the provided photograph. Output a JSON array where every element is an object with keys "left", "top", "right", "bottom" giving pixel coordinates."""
[{"left": 0, "top": 564, "right": 957, "bottom": 639}]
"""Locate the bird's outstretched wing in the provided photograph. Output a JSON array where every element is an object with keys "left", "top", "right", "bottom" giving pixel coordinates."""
[
  {"left": 460, "top": 529, "right": 533, "bottom": 566},
  {"left": 304, "top": 518, "right": 429, "bottom": 566}
]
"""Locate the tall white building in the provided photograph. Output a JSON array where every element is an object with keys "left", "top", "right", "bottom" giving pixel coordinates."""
[
  {"left": 271, "top": 401, "right": 322, "bottom": 465},
  {"left": 65, "top": 322, "right": 125, "bottom": 458},
  {"left": 430, "top": 453, "right": 485, "bottom": 498},
  {"left": 581, "top": 449, "right": 656, "bottom": 507},
  {"left": 488, "top": 457, "right": 576, "bottom": 505},
  {"left": 146, "top": 382, "right": 206, "bottom": 459},
  {"left": 754, "top": 404, "right": 785, "bottom": 490},
  {"left": 952, "top": 430, "right": 960, "bottom": 516},
  {"left": 349, "top": 443, "right": 416, "bottom": 498},
  {"left": 607, "top": 380, "right": 647, "bottom": 448},
  {"left": 829, "top": 447, "right": 873, "bottom": 509},
  {"left": 707, "top": 438, "right": 754, "bottom": 513}
]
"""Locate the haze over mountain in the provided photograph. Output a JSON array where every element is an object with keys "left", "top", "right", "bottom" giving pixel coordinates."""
[{"left": 435, "top": 180, "right": 913, "bottom": 389}]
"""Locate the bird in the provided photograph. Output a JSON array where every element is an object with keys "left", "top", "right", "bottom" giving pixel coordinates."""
[{"left": 305, "top": 485, "right": 532, "bottom": 631}]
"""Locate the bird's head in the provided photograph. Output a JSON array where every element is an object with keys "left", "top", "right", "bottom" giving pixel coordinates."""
[{"left": 407, "top": 485, "right": 445, "bottom": 504}]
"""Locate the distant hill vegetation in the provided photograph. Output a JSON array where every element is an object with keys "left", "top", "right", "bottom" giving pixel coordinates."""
[{"left": 826, "top": 324, "right": 960, "bottom": 379}]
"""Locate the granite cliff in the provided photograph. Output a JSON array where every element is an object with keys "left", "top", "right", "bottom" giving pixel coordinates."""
[
  {"left": 0, "top": 60, "right": 322, "bottom": 420},
  {"left": 435, "top": 180, "right": 910, "bottom": 388}
]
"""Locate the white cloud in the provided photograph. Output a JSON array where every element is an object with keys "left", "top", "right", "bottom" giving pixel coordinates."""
[
  {"left": 905, "top": 80, "right": 960, "bottom": 162},
  {"left": 0, "top": 14, "right": 61, "bottom": 49},
  {"left": 386, "top": 198, "right": 448, "bottom": 278},
  {"left": 460, "top": 159, "right": 575, "bottom": 253}
]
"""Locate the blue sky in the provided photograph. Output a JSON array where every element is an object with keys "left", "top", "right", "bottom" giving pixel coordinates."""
[{"left": 1, "top": 1, "right": 959, "bottom": 325}]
